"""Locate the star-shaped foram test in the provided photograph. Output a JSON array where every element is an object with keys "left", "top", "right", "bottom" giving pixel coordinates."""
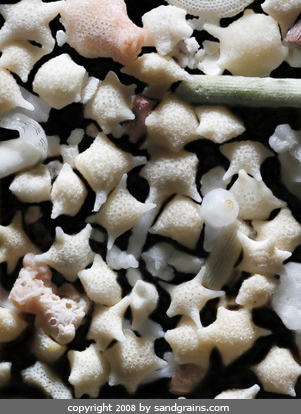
[
  {"left": 35, "top": 224, "right": 94, "bottom": 282},
  {"left": 199, "top": 307, "right": 270, "bottom": 365},
  {"left": 104, "top": 329, "right": 168, "bottom": 394},
  {"left": 0, "top": 0, "right": 65, "bottom": 51},
  {"left": 220, "top": 140, "right": 273, "bottom": 182},
  {"left": 162, "top": 267, "right": 225, "bottom": 328},
  {"left": 0, "top": 211, "right": 38, "bottom": 273},
  {"left": 238, "top": 232, "right": 292, "bottom": 276},
  {"left": 252, "top": 346, "right": 301, "bottom": 396},
  {"left": 252, "top": 208, "right": 301, "bottom": 252}
]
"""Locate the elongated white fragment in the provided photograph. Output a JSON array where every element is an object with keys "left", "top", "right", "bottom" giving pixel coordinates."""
[
  {"left": 202, "top": 222, "right": 242, "bottom": 290},
  {"left": 176, "top": 75, "right": 301, "bottom": 107},
  {"left": 0, "top": 113, "right": 48, "bottom": 178}
]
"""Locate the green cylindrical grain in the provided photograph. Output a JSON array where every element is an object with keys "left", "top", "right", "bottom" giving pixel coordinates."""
[{"left": 175, "top": 75, "right": 301, "bottom": 108}]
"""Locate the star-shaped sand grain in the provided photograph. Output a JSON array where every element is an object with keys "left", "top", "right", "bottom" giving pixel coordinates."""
[
  {"left": 214, "top": 384, "right": 260, "bottom": 399},
  {"left": 162, "top": 267, "right": 224, "bottom": 328},
  {"left": 252, "top": 208, "right": 301, "bottom": 252},
  {"left": 199, "top": 307, "right": 270, "bottom": 365},
  {"left": 0, "top": 0, "right": 65, "bottom": 51},
  {"left": 150, "top": 195, "right": 204, "bottom": 249},
  {"left": 252, "top": 346, "right": 301, "bottom": 396},
  {"left": 88, "top": 174, "right": 155, "bottom": 250},
  {"left": 220, "top": 141, "right": 273, "bottom": 181},
  {"left": 141, "top": 150, "right": 201, "bottom": 202},
  {"left": 165, "top": 316, "right": 214, "bottom": 368},
  {"left": 0, "top": 211, "right": 38, "bottom": 273},
  {"left": 84, "top": 71, "right": 135, "bottom": 135},
  {"left": 196, "top": 105, "right": 245, "bottom": 144},
  {"left": 262, "top": 0, "right": 301, "bottom": 34},
  {"left": 229, "top": 169, "right": 286, "bottom": 220},
  {"left": 104, "top": 329, "right": 168, "bottom": 394},
  {"left": 35, "top": 224, "right": 94, "bottom": 282},
  {"left": 68, "top": 343, "right": 108, "bottom": 398},
  {"left": 142, "top": 5, "right": 193, "bottom": 55},
  {"left": 0, "top": 67, "right": 34, "bottom": 114},
  {"left": 143, "top": 92, "right": 199, "bottom": 151},
  {"left": 87, "top": 296, "right": 131, "bottom": 351},
  {"left": 78, "top": 254, "right": 122, "bottom": 306},
  {"left": 237, "top": 232, "right": 292, "bottom": 276},
  {"left": 0, "top": 40, "right": 48, "bottom": 83},
  {"left": 75, "top": 133, "right": 145, "bottom": 211}
]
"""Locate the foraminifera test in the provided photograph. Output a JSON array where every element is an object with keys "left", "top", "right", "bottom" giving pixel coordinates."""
[{"left": 0, "top": 0, "right": 301, "bottom": 400}]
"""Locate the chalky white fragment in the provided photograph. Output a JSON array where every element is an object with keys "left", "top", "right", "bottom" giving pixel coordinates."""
[
  {"left": 165, "top": 316, "right": 214, "bottom": 368},
  {"left": 0, "top": 307, "right": 27, "bottom": 343},
  {"left": 84, "top": 71, "right": 135, "bottom": 135},
  {"left": 200, "top": 166, "right": 230, "bottom": 196},
  {"left": 51, "top": 163, "right": 88, "bottom": 219},
  {"left": 33, "top": 54, "right": 87, "bottom": 110},
  {"left": 197, "top": 40, "right": 221, "bottom": 75},
  {"left": 75, "top": 133, "right": 145, "bottom": 211},
  {"left": 150, "top": 195, "right": 203, "bottom": 249},
  {"left": 142, "top": 242, "right": 203, "bottom": 281},
  {"left": 35, "top": 225, "right": 94, "bottom": 282},
  {"left": 88, "top": 175, "right": 155, "bottom": 249},
  {"left": 252, "top": 346, "right": 301, "bottom": 396},
  {"left": 162, "top": 267, "right": 224, "bottom": 328},
  {"left": 204, "top": 10, "right": 288, "bottom": 76},
  {"left": 253, "top": 208, "right": 301, "bottom": 252},
  {"left": 144, "top": 93, "right": 199, "bottom": 151},
  {"left": 9, "top": 164, "right": 51, "bottom": 203},
  {"left": 195, "top": 106, "right": 245, "bottom": 144},
  {"left": 0, "top": 212, "right": 38, "bottom": 273},
  {"left": 221, "top": 141, "right": 273, "bottom": 182},
  {"left": 88, "top": 296, "right": 131, "bottom": 351},
  {"left": 272, "top": 262, "right": 301, "bottom": 330},
  {"left": 0, "top": 40, "right": 48, "bottom": 83},
  {"left": 104, "top": 329, "right": 168, "bottom": 394},
  {"left": 142, "top": 6, "right": 193, "bottom": 55},
  {"left": 129, "top": 280, "right": 159, "bottom": 330},
  {"left": 78, "top": 254, "right": 122, "bottom": 306},
  {"left": 236, "top": 274, "right": 278, "bottom": 309},
  {"left": 22, "top": 361, "right": 72, "bottom": 399},
  {"left": 199, "top": 307, "right": 270, "bottom": 365},
  {"left": 214, "top": 384, "right": 260, "bottom": 399},
  {"left": 121, "top": 53, "right": 193, "bottom": 87},
  {"left": 229, "top": 170, "right": 286, "bottom": 220},
  {"left": 68, "top": 344, "right": 109, "bottom": 398},
  {"left": 32, "top": 323, "right": 67, "bottom": 364},
  {"left": 237, "top": 232, "right": 292, "bottom": 276},
  {"left": 141, "top": 150, "right": 201, "bottom": 202},
  {"left": 269, "top": 125, "right": 301, "bottom": 201},
  {"left": 0, "top": 0, "right": 65, "bottom": 51},
  {"left": 262, "top": 0, "right": 301, "bottom": 35},
  {"left": 0, "top": 361, "right": 11, "bottom": 388}
]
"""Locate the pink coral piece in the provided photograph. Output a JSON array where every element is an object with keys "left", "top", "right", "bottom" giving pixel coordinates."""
[
  {"left": 286, "top": 19, "right": 301, "bottom": 49},
  {"left": 169, "top": 363, "right": 207, "bottom": 396},
  {"left": 9, "top": 253, "right": 90, "bottom": 345},
  {"left": 125, "top": 94, "right": 157, "bottom": 143},
  {"left": 60, "top": 0, "right": 145, "bottom": 65}
]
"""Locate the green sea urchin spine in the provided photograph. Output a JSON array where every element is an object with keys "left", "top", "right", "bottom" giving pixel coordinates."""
[{"left": 175, "top": 75, "right": 301, "bottom": 108}]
